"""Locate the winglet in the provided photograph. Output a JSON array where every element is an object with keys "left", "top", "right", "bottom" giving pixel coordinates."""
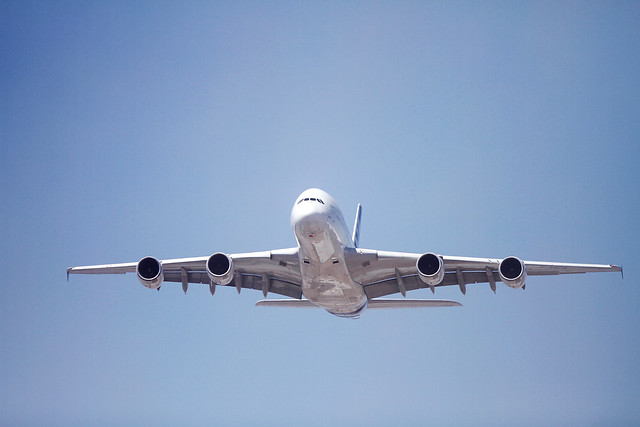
[
  {"left": 352, "top": 203, "right": 362, "bottom": 248},
  {"left": 621, "top": 265, "right": 624, "bottom": 279},
  {"left": 66, "top": 267, "right": 71, "bottom": 282}
]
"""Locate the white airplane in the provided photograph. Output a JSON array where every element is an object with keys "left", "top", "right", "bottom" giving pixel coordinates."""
[{"left": 68, "top": 188, "right": 622, "bottom": 318}]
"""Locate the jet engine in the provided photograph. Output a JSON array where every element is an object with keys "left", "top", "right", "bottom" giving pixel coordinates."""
[
  {"left": 206, "top": 252, "right": 234, "bottom": 285},
  {"left": 136, "top": 256, "right": 164, "bottom": 289},
  {"left": 499, "top": 256, "right": 527, "bottom": 288},
  {"left": 416, "top": 253, "right": 445, "bottom": 286}
]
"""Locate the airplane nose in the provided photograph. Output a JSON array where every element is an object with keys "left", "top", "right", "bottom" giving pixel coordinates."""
[
  {"left": 302, "top": 213, "right": 324, "bottom": 234},
  {"left": 291, "top": 201, "right": 328, "bottom": 237}
]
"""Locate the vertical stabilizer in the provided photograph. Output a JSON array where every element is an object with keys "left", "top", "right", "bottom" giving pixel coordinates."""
[{"left": 352, "top": 203, "right": 362, "bottom": 248}]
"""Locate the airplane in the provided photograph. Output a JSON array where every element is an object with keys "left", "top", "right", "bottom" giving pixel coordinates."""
[{"left": 67, "top": 188, "right": 622, "bottom": 318}]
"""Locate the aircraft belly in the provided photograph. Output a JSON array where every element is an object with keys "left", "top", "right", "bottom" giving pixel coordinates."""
[{"left": 300, "top": 260, "right": 366, "bottom": 314}]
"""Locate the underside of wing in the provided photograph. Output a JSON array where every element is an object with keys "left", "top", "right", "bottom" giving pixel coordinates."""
[
  {"left": 163, "top": 269, "right": 302, "bottom": 299},
  {"left": 521, "top": 260, "right": 622, "bottom": 276},
  {"left": 67, "top": 248, "right": 303, "bottom": 299},
  {"left": 363, "top": 271, "right": 498, "bottom": 299},
  {"left": 347, "top": 249, "right": 621, "bottom": 299},
  {"left": 66, "top": 262, "right": 139, "bottom": 275}
]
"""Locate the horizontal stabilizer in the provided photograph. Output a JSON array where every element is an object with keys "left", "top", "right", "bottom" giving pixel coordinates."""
[
  {"left": 256, "top": 299, "right": 319, "bottom": 308},
  {"left": 255, "top": 298, "right": 461, "bottom": 309},
  {"left": 367, "top": 299, "right": 461, "bottom": 309}
]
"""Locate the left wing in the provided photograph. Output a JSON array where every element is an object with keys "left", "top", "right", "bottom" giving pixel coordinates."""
[
  {"left": 345, "top": 249, "right": 621, "bottom": 299},
  {"left": 67, "top": 248, "right": 303, "bottom": 299}
]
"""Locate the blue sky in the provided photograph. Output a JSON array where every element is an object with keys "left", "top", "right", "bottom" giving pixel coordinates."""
[{"left": 1, "top": 1, "right": 639, "bottom": 425}]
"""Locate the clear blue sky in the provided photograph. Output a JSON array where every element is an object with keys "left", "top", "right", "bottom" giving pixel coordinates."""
[{"left": 1, "top": 2, "right": 639, "bottom": 425}]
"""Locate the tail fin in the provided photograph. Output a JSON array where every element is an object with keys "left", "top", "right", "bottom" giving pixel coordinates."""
[{"left": 352, "top": 203, "right": 362, "bottom": 248}]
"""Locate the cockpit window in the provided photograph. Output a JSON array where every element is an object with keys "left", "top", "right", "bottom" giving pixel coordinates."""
[{"left": 297, "top": 197, "right": 325, "bottom": 205}]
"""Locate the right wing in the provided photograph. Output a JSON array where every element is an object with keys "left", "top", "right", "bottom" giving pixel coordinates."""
[
  {"left": 345, "top": 249, "right": 621, "bottom": 299},
  {"left": 67, "top": 248, "right": 303, "bottom": 299}
]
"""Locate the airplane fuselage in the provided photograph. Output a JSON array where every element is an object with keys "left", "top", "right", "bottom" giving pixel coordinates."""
[{"left": 291, "top": 189, "right": 367, "bottom": 317}]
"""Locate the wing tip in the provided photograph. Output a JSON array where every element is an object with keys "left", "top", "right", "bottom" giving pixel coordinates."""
[{"left": 609, "top": 264, "right": 623, "bottom": 279}]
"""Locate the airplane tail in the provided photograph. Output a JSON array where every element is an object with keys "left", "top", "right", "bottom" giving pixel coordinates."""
[{"left": 352, "top": 203, "right": 362, "bottom": 248}]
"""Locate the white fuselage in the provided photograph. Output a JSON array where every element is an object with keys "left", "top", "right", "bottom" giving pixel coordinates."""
[{"left": 290, "top": 189, "right": 367, "bottom": 317}]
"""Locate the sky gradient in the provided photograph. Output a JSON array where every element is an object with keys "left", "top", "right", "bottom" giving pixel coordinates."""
[{"left": 1, "top": 2, "right": 639, "bottom": 426}]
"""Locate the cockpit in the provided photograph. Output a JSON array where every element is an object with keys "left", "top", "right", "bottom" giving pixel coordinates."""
[{"left": 297, "top": 197, "right": 325, "bottom": 205}]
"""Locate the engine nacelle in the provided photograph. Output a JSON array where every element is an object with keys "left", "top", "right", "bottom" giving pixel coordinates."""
[
  {"left": 499, "top": 256, "right": 527, "bottom": 289},
  {"left": 416, "top": 253, "right": 445, "bottom": 286},
  {"left": 206, "top": 252, "right": 234, "bottom": 285},
  {"left": 136, "top": 256, "right": 164, "bottom": 289}
]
